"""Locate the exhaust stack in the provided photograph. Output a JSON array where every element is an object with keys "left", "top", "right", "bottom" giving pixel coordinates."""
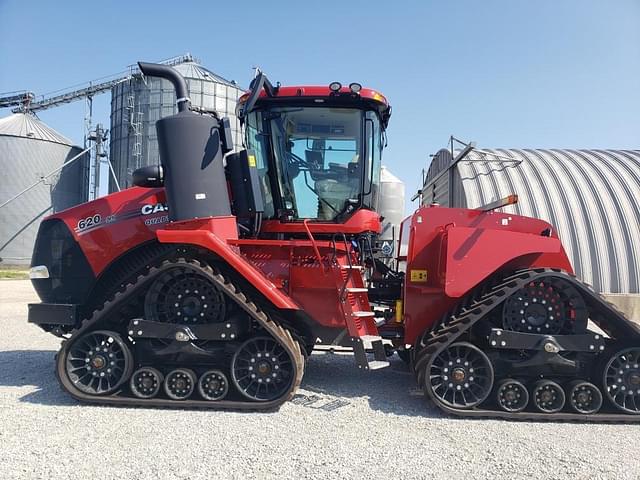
[
  {"left": 137, "top": 61, "right": 231, "bottom": 222},
  {"left": 138, "top": 62, "right": 191, "bottom": 112}
]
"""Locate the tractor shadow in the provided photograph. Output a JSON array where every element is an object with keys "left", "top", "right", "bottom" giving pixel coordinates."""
[
  {"left": 0, "top": 349, "right": 442, "bottom": 418},
  {"left": 299, "top": 352, "right": 444, "bottom": 418},
  {"left": 0, "top": 349, "right": 77, "bottom": 406}
]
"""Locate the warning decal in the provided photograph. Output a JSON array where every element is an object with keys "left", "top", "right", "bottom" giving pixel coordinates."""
[{"left": 410, "top": 269, "right": 428, "bottom": 282}]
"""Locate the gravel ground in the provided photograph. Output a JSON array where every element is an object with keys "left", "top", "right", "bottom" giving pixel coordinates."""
[{"left": 1, "top": 280, "right": 639, "bottom": 480}]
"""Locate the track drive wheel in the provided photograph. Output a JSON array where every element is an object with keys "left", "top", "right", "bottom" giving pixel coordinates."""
[
  {"left": 502, "top": 278, "right": 587, "bottom": 334},
  {"left": 602, "top": 347, "right": 640, "bottom": 414},
  {"left": 426, "top": 342, "right": 494, "bottom": 409},
  {"left": 64, "top": 330, "right": 133, "bottom": 395},
  {"left": 496, "top": 379, "right": 529, "bottom": 412},
  {"left": 532, "top": 380, "right": 565, "bottom": 413},
  {"left": 231, "top": 336, "right": 295, "bottom": 402},
  {"left": 145, "top": 266, "right": 226, "bottom": 324}
]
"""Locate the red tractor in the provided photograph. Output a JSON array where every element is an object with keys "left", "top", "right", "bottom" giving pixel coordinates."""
[{"left": 28, "top": 62, "right": 640, "bottom": 420}]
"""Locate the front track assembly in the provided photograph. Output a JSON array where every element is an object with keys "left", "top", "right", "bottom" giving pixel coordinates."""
[
  {"left": 55, "top": 256, "right": 305, "bottom": 410},
  {"left": 414, "top": 269, "right": 640, "bottom": 422}
]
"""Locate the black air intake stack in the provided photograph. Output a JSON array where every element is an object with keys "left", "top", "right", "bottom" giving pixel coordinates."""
[{"left": 137, "top": 62, "right": 232, "bottom": 222}]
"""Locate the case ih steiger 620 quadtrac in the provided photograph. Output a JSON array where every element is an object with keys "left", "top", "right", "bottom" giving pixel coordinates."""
[{"left": 28, "top": 62, "right": 640, "bottom": 421}]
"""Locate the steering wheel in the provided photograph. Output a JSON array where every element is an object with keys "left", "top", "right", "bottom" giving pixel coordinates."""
[
  {"left": 283, "top": 151, "right": 310, "bottom": 179},
  {"left": 285, "top": 151, "right": 310, "bottom": 169}
]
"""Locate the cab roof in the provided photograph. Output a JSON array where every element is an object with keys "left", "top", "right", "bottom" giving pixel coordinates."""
[
  {"left": 240, "top": 85, "right": 388, "bottom": 105},
  {"left": 238, "top": 85, "right": 391, "bottom": 126}
]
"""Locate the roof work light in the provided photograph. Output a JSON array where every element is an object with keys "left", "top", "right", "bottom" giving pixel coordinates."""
[{"left": 349, "top": 82, "right": 362, "bottom": 93}]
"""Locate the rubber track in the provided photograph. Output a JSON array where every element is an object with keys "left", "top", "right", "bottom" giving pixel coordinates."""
[
  {"left": 55, "top": 257, "right": 305, "bottom": 410},
  {"left": 413, "top": 268, "right": 640, "bottom": 423}
]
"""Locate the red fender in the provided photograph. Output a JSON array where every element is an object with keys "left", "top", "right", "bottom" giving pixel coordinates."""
[
  {"left": 156, "top": 217, "right": 300, "bottom": 310},
  {"left": 444, "top": 226, "right": 565, "bottom": 297}
]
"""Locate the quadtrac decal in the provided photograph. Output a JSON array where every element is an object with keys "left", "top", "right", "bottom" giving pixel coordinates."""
[{"left": 73, "top": 203, "right": 169, "bottom": 235}]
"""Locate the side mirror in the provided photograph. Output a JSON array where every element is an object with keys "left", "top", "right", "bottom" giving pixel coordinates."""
[
  {"left": 132, "top": 165, "right": 164, "bottom": 188},
  {"left": 238, "top": 71, "right": 276, "bottom": 119}
]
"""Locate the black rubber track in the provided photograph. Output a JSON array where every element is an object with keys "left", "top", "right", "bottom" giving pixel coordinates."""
[
  {"left": 55, "top": 257, "right": 305, "bottom": 410},
  {"left": 413, "top": 268, "right": 640, "bottom": 423}
]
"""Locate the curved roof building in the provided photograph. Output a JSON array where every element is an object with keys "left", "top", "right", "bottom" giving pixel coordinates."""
[
  {"left": 423, "top": 148, "right": 640, "bottom": 295},
  {"left": 0, "top": 113, "right": 88, "bottom": 265}
]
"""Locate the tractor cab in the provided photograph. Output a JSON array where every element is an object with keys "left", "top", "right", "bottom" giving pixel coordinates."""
[{"left": 237, "top": 78, "right": 391, "bottom": 232}]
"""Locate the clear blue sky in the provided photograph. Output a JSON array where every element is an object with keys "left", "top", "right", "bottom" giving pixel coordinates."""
[{"left": 1, "top": 0, "right": 639, "bottom": 207}]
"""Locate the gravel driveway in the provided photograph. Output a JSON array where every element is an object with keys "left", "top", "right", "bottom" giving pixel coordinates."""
[{"left": 1, "top": 280, "right": 638, "bottom": 480}]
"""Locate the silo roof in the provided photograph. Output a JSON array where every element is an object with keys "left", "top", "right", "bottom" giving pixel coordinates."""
[
  {"left": 173, "top": 62, "right": 240, "bottom": 88},
  {"left": 425, "top": 148, "right": 640, "bottom": 294},
  {"left": 0, "top": 113, "right": 73, "bottom": 146},
  {"left": 381, "top": 165, "right": 403, "bottom": 183}
]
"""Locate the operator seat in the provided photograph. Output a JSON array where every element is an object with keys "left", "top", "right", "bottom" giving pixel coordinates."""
[
  {"left": 315, "top": 155, "right": 360, "bottom": 220},
  {"left": 305, "top": 150, "right": 324, "bottom": 180}
]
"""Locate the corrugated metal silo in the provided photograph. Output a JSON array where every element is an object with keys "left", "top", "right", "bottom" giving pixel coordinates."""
[
  {"left": 378, "top": 165, "right": 405, "bottom": 255},
  {"left": 109, "top": 57, "right": 244, "bottom": 191},
  {"left": 423, "top": 148, "right": 640, "bottom": 305},
  {"left": 0, "top": 113, "right": 89, "bottom": 265}
]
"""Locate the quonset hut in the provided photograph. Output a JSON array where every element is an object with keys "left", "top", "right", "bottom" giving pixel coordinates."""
[
  {"left": 109, "top": 57, "right": 244, "bottom": 191},
  {"left": 422, "top": 148, "right": 640, "bottom": 317},
  {"left": 0, "top": 113, "right": 88, "bottom": 265}
]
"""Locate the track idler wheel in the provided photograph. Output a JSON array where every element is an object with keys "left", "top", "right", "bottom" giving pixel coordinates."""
[
  {"left": 426, "top": 342, "right": 494, "bottom": 409},
  {"left": 567, "top": 380, "right": 602, "bottom": 414},
  {"left": 130, "top": 367, "right": 164, "bottom": 399},
  {"left": 64, "top": 330, "right": 133, "bottom": 395},
  {"left": 164, "top": 368, "right": 196, "bottom": 400},
  {"left": 602, "top": 347, "right": 640, "bottom": 414},
  {"left": 532, "top": 380, "right": 565, "bottom": 413},
  {"left": 231, "top": 336, "right": 295, "bottom": 402},
  {"left": 197, "top": 370, "right": 229, "bottom": 401},
  {"left": 496, "top": 379, "right": 529, "bottom": 412}
]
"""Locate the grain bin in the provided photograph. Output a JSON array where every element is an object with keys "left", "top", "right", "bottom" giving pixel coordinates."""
[
  {"left": 109, "top": 58, "right": 244, "bottom": 191},
  {"left": 0, "top": 113, "right": 88, "bottom": 265}
]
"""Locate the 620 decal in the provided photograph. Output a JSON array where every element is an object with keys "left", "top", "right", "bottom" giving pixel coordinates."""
[{"left": 77, "top": 214, "right": 101, "bottom": 231}]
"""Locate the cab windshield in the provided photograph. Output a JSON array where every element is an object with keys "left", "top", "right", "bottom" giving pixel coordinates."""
[{"left": 245, "top": 106, "right": 382, "bottom": 221}]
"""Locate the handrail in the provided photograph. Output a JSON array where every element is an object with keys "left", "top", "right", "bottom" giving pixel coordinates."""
[
  {"left": 337, "top": 233, "right": 353, "bottom": 301},
  {"left": 303, "top": 219, "right": 325, "bottom": 272}
]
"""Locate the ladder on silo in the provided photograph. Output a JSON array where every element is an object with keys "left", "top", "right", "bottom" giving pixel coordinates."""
[{"left": 127, "top": 94, "right": 143, "bottom": 167}]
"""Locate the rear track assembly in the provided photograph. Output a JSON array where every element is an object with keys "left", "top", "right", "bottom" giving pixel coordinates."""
[{"left": 413, "top": 268, "right": 640, "bottom": 422}]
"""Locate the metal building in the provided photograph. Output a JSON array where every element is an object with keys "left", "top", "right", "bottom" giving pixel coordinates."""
[
  {"left": 423, "top": 148, "right": 640, "bottom": 302},
  {"left": 109, "top": 57, "right": 244, "bottom": 191},
  {"left": 0, "top": 113, "right": 89, "bottom": 265},
  {"left": 377, "top": 165, "right": 405, "bottom": 261}
]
